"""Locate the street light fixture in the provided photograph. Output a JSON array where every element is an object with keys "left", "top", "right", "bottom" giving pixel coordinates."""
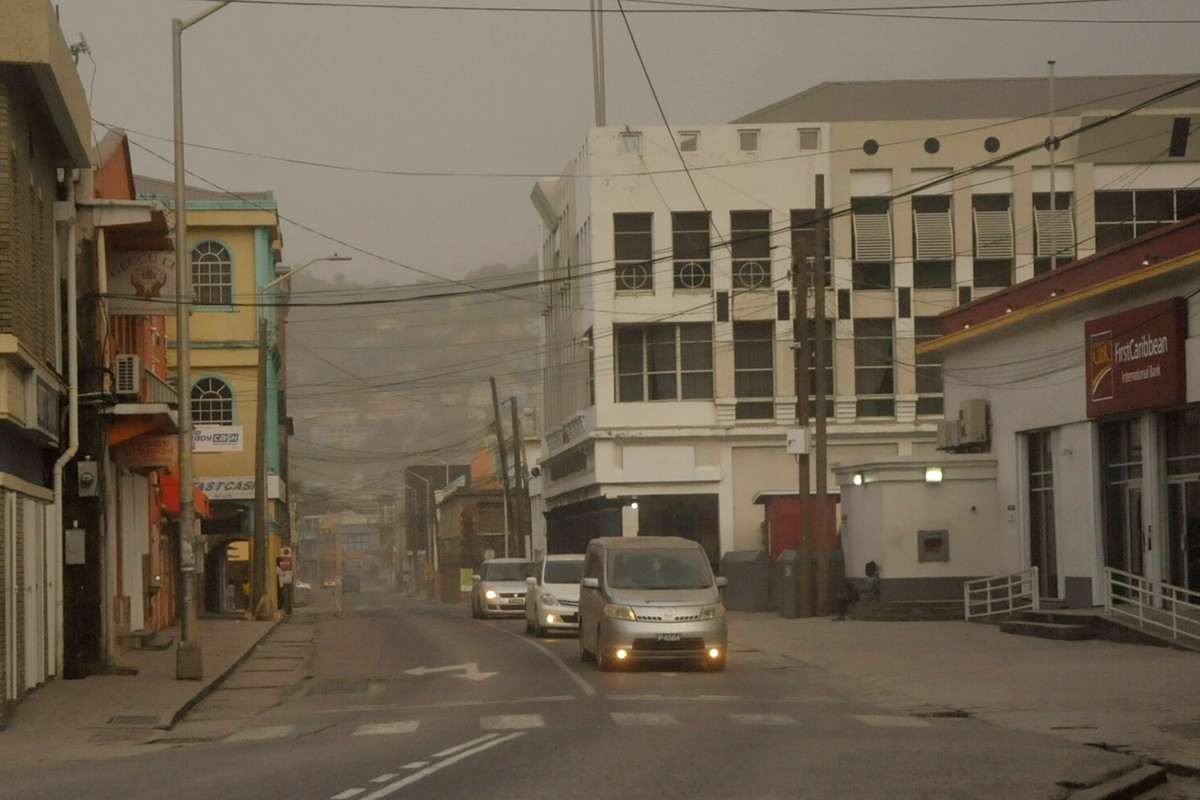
[{"left": 173, "top": 0, "right": 234, "bottom": 682}]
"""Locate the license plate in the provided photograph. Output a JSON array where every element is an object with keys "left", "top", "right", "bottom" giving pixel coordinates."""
[
  {"left": 656, "top": 633, "right": 681, "bottom": 642},
  {"left": 506, "top": 598, "right": 522, "bottom": 604}
]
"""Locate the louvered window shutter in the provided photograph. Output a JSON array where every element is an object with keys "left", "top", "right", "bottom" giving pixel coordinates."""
[
  {"left": 1034, "top": 208, "right": 1075, "bottom": 258},
  {"left": 853, "top": 212, "right": 893, "bottom": 261},
  {"left": 973, "top": 209, "right": 1014, "bottom": 259},
  {"left": 914, "top": 211, "right": 954, "bottom": 260}
]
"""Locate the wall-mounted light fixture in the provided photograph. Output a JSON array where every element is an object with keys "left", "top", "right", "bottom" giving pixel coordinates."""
[
  {"left": 852, "top": 473, "right": 863, "bottom": 486},
  {"left": 630, "top": 500, "right": 639, "bottom": 510},
  {"left": 925, "top": 466, "right": 943, "bottom": 483}
]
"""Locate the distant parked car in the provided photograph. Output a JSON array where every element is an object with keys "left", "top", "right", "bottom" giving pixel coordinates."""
[
  {"left": 341, "top": 574, "right": 361, "bottom": 593},
  {"left": 321, "top": 576, "right": 339, "bottom": 589},
  {"left": 525, "top": 554, "right": 585, "bottom": 636},
  {"left": 471, "top": 558, "right": 533, "bottom": 619}
]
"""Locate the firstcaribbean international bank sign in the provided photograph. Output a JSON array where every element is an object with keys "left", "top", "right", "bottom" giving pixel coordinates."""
[{"left": 1085, "top": 297, "right": 1187, "bottom": 418}]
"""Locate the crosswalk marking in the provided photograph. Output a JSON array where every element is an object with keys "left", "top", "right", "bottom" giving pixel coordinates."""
[
  {"left": 852, "top": 715, "right": 932, "bottom": 728},
  {"left": 352, "top": 721, "right": 419, "bottom": 736},
  {"left": 611, "top": 712, "right": 677, "bottom": 726},
  {"left": 331, "top": 790, "right": 363, "bottom": 800},
  {"left": 481, "top": 714, "right": 545, "bottom": 730},
  {"left": 225, "top": 725, "right": 294, "bottom": 741},
  {"left": 401, "top": 762, "right": 429, "bottom": 770},
  {"left": 731, "top": 713, "right": 797, "bottom": 726},
  {"left": 370, "top": 775, "right": 399, "bottom": 783}
]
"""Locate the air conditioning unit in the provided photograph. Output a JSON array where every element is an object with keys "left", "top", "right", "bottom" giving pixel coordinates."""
[
  {"left": 936, "top": 420, "right": 960, "bottom": 450},
  {"left": 114, "top": 354, "right": 141, "bottom": 399},
  {"left": 958, "top": 399, "right": 990, "bottom": 445}
]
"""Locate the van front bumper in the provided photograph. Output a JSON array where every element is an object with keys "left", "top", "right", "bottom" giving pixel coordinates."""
[{"left": 601, "top": 617, "right": 727, "bottom": 662}]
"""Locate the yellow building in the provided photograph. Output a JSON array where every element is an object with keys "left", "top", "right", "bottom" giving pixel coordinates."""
[{"left": 138, "top": 176, "right": 287, "bottom": 616}]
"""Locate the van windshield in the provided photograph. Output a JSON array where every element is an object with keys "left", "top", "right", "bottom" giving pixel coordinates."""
[
  {"left": 606, "top": 549, "right": 712, "bottom": 590},
  {"left": 482, "top": 562, "right": 530, "bottom": 581}
]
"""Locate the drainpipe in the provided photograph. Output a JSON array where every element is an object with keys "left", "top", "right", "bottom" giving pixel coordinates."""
[{"left": 51, "top": 173, "right": 80, "bottom": 677}]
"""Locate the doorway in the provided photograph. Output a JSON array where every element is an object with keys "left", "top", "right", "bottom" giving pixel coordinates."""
[{"left": 1167, "top": 480, "right": 1200, "bottom": 592}]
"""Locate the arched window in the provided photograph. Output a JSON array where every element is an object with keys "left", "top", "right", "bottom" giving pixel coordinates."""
[
  {"left": 191, "top": 240, "right": 232, "bottom": 305},
  {"left": 192, "top": 377, "right": 234, "bottom": 425}
]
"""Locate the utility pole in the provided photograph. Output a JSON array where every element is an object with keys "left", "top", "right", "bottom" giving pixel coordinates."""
[
  {"left": 509, "top": 398, "right": 528, "bottom": 557},
  {"left": 489, "top": 378, "right": 514, "bottom": 557},
  {"left": 813, "top": 175, "right": 830, "bottom": 615},
  {"left": 253, "top": 316, "right": 269, "bottom": 618},
  {"left": 792, "top": 193, "right": 812, "bottom": 618}
]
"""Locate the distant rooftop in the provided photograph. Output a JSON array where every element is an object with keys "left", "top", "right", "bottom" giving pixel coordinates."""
[
  {"left": 732, "top": 74, "right": 1200, "bottom": 124},
  {"left": 133, "top": 174, "right": 276, "bottom": 206}
]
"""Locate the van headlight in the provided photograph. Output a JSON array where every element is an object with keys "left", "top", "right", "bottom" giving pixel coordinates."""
[
  {"left": 698, "top": 603, "right": 725, "bottom": 620},
  {"left": 541, "top": 593, "right": 559, "bottom": 606},
  {"left": 603, "top": 604, "right": 637, "bottom": 621}
]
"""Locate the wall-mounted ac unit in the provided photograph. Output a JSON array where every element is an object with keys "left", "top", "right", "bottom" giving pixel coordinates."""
[
  {"left": 958, "top": 399, "right": 990, "bottom": 445},
  {"left": 936, "top": 420, "right": 960, "bottom": 450},
  {"left": 114, "top": 354, "right": 141, "bottom": 398}
]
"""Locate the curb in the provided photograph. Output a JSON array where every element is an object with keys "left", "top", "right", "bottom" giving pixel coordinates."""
[
  {"left": 164, "top": 618, "right": 283, "bottom": 729},
  {"left": 1068, "top": 765, "right": 1168, "bottom": 800}
]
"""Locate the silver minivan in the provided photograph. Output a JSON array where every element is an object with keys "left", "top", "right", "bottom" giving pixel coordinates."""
[{"left": 578, "top": 536, "right": 728, "bottom": 671}]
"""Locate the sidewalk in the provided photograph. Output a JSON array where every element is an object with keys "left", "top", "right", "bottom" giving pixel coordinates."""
[
  {"left": 0, "top": 615, "right": 277, "bottom": 762},
  {"left": 726, "top": 611, "right": 1200, "bottom": 776}
]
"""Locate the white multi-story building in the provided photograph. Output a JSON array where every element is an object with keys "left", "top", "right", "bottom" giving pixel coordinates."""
[{"left": 530, "top": 74, "right": 1200, "bottom": 566}]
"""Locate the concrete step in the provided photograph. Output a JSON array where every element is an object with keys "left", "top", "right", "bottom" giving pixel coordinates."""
[{"left": 999, "top": 618, "right": 1097, "bottom": 641}]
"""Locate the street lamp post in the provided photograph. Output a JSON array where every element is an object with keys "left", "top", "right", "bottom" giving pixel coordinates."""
[
  {"left": 253, "top": 256, "right": 350, "bottom": 617},
  {"left": 173, "top": 0, "right": 234, "bottom": 681}
]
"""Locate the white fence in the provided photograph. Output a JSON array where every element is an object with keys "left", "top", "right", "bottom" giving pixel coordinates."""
[
  {"left": 963, "top": 567, "right": 1040, "bottom": 621},
  {"left": 1104, "top": 567, "right": 1200, "bottom": 650}
]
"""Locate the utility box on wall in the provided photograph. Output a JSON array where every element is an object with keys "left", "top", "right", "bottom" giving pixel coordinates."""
[{"left": 959, "top": 399, "right": 990, "bottom": 444}]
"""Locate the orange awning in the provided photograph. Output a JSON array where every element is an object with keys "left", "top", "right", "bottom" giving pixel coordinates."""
[{"left": 161, "top": 470, "right": 211, "bottom": 518}]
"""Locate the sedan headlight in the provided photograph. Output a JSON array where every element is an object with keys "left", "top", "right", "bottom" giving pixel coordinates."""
[
  {"left": 484, "top": 589, "right": 498, "bottom": 600},
  {"left": 603, "top": 604, "right": 637, "bottom": 621},
  {"left": 698, "top": 603, "right": 725, "bottom": 620}
]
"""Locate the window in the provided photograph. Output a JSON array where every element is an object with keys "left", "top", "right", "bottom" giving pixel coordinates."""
[
  {"left": 738, "top": 129, "right": 760, "bottom": 152},
  {"left": 912, "top": 195, "right": 953, "bottom": 289},
  {"left": 619, "top": 132, "right": 641, "bottom": 153},
  {"left": 585, "top": 328, "right": 595, "bottom": 407},
  {"left": 672, "top": 211, "right": 711, "bottom": 290},
  {"left": 679, "top": 131, "right": 699, "bottom": 152},
  {"left": 914, "top": 317, "right": 943, "bottom": 416},
  {"left": 734, "top": 321, "right": 774, "bottom": 420},
  {"left": 342, "top": 533, "right": 369, "bottom": 552},
  {"left": 791, "top": 209, "right": 831, "bottom": 288},
  {"left": 797, "top": 128, "right": 820, "bottom": 151},
  {"left": 851, "top": 197, "right": 892, "bottom": 289},
  {"left": 1095, "top": 189, "right": 1200, "bottom": 250},
  {"left": 615, "top": 323, "right": 713, "bottom": 402},
  {"left": 191, "top": 241, "right": 232, "bottom": 305},
  {"left": 730, "top": 210, "right": 772, "bottom": 290},
  {"left": 854, "top": 318, "right": 894, "bottom": 417},
  {"left": 972, "top": 194, "right": 1013, "bottom": 288},
  {"left": 1033, "top": 192, "right": 1075, "bottom": 274},
  {"left": 806, "top": 319, "right": 835, "bottom": 419},
  {"left": 192, "top": 377, "right": 234, "bottom": 425},
  {"left": 614, "top": 213, "right": 653, "bottom": 292}
]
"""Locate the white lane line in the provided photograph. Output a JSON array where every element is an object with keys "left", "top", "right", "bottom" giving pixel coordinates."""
[
  {"left": 331, "top": 790, "right": 364, "bottom": 799},
  {"left": 225, "top": 725, "right": 295, "bottom": 741},
  {"left": 401, "top": 762, "right": 428, "bottom": 770},
  {"left": 351, "top": 721, "right": 419, "bottom": 736},
  {"left": 356, "top": 732, "right": 525, "bottom": 800},
  {"left": 852, "top": 715, "right": 932, "bottom": 728},
  {"left": 370, "top": 775, "right": 399, "bottom": 783},
  {"left": 504, "top": 626, "right": 597, "bottom": 696},
  {"left": 480, "top": 714, "right": 545, "bottom": 731},
  {"left": 611, "top": 712, "right": 677, "bottom": 726},
  {"left": 431, "top": 733, "right": 499, "bottom": 758}
]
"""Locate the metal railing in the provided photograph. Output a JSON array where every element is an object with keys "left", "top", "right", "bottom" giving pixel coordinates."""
[
  {"left": 964, "top": 567, "right": 1040, "bottom": 621},
  {"left": 1104, "top": 567, "right": 1200, "bottom": 650},
  {"left": 144, "top": 369, "right": 178, "bottom": 407}
]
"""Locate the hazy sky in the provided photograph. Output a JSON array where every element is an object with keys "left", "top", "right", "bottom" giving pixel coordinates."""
[{"left": 54, "top": 0, "right": 1200, "bottom": 285}]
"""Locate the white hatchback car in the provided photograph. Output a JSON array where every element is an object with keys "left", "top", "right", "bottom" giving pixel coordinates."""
[
  {"left": 524, "top": 554, "right": 585, "bottom": 636},
  {"left": 470, "top": 558, "right": 533, "bottom": 619}
]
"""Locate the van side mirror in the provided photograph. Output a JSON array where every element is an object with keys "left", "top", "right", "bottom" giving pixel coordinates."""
[
  {"left": 715, "top": 576, "right": 728, "bottom": 588},
  {"left": 581, "top": 577, "right": 600, "bottom": 589},
  {"left": 472, "top": 574, "right": 482, "bottom": 582}
]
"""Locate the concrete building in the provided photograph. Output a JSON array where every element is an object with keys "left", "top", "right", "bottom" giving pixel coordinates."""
[{"left": 530, "top": 74, "right": 1200, "bottom": 570}]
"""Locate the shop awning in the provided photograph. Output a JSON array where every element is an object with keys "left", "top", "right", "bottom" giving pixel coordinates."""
[{"left": 161, "top": 470, "right": 211, "bottom": 518}]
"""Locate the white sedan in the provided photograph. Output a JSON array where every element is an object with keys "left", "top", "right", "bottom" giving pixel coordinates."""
[{"left": 524, "top": 554, "right": 585, "bottom": 636}]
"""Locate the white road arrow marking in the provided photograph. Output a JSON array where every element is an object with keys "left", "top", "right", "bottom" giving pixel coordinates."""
[{"left": 403, "top": 662, "right": 498, "bottom": 681}]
